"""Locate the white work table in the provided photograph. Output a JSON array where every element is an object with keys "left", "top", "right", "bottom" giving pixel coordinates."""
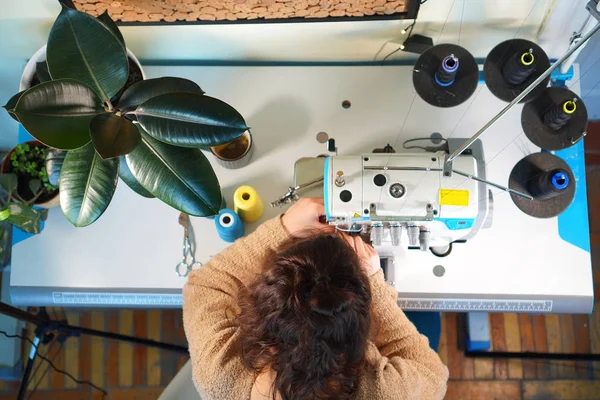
[{"left": 9, "top": 64, "right": 593, "bottom": 313}]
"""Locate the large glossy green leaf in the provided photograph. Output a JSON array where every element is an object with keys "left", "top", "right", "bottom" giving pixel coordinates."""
[
  {"left": 126, "top": 130, "right": 221, "bottom": 216},
  {"left": 5, "top": 203, "right": 43, "bottom": 234},
  {"left": 90, "top": 113, "right": 140, "bottom": 159},
  {"left": 134, "top": 93, "right": 247, "bottom": 147},
  {"left": 118, "top": 77, "right": 204, "bottom": 112},
  {"left": 97, "top": 11, "right": 125, "bottom": 49},
  {"left": 3, "top": 91, "right": 25, "bottom": 122},
  {"left": 36, "top": 61, "right": 51, "bottom": 83},
  {"left": 118, "top": 156, "right": 154, "bottom": 198},
  {"left": 10, "top": 80, "right": 103, "bottom": 149},
  {"left": 45, "top": 149, "right": 67, "bottom": 187},
  {"left": 47, "top": 5, "right": 128, "bottom": 101},
  {"left": 60, "top": 143, "right": 119, "bottom": 227}
]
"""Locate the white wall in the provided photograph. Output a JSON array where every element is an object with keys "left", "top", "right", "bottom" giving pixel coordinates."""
[{"left": 0, "top": 0, "right": 593, "bottom": 148}]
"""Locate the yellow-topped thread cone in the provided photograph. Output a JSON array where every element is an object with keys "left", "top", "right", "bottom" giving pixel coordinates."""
[
  {"left": 233, "top": 185, "right": 264, "bottom": 223},
  {"left": 520, "top": 50, "right": 535, "bottom": 66},
  {"left": 563, "top": 100, "right": 577, "bottom": 115}
]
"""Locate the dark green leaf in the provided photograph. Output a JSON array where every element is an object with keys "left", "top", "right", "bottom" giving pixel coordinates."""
[
  {"left": 29, "top": 179, "right": 41, "bottom": 195},
  {"left": 45, "top": 149, "right": 67, "bottom": 187},
  {"left": 39, "top": 208, "right": 49, "bottom": 221},
  {"left": 47, "top": 5, "right": 128, "bottom": 101},
  {"left": 12, "top": 79, "right": 103, "bottom": 150},
  {"left": 134, "top": 93, "right": 247, "bottom": 147},
  {"left": 118, "top": 156, "right": 154, "bottom": 198},
  {"left": 90, "top": 113, "right": 140, "bottom": 159},
  {"left": 126, "top": 129, "right": 221, "bottom": 216},
  {"left": 60, "top": 142, "right": 119, "bottom": 227},
  {"left": 97, "top": 11, "right": 125, "bottom": 49},
  {"left": 6, "top": 203, "right": 42, "bottom": 234},
  {"left": 118, "top": 77, "right": 204, "bottom": 112},
  {"left": 36, "top": 61, "right": 52, "bottom": 83},
  {"left": 0, "top": 174, "right": 18, "bottom": 193},
  {"left": 3, "top": 91, "right": 26, "bottom": 122}
]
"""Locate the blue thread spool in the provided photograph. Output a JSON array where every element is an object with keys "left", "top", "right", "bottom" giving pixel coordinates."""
[
  {"left": 215, "top": 208, "right": 244, "bottom": 242},
  {"left": 434, "top": 54, "right": 459, "bottom": 87}
]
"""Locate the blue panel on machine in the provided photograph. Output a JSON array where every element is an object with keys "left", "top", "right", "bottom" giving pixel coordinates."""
[{"left": 435, "top": 218, "right": 475, "bottom": 230}]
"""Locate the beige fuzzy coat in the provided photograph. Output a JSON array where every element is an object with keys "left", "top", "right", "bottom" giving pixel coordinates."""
[{"left": 183, "top": 217, "right": 449, "bottom": 399}]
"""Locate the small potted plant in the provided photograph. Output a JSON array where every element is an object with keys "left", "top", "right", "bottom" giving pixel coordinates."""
[
  {"left": 0, "top": 172, "right": 50, "bottom": 267},
  {"left": 3, "top": 3, "right": 247, "bottom": 227},
  {"left": 1, "top": 141, "right": 59, "bottom": 208}
]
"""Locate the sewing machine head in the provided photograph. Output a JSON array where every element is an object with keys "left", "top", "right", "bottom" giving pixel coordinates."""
[
  {"left": 324, "top": 151, "right": 484, "bottom": 252},
  {"left": 277, "top": 140, "right": 494, "bottom": 256}
]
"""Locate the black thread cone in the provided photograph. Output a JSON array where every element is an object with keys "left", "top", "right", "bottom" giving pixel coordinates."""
[
  {"left": 413, "top": 43, "right": 479, "bottom": 108},
  {"left": 484, "top": 39, "right": 550, "bottom": 103},
  {"left": 522, "top": 87, "right": 588, "bottom": 151},
  {"left": 509, "top": 152, "right": 575, "bottom": 218}
]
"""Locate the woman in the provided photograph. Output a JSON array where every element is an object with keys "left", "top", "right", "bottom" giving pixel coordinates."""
[{"left": 183, "top": 198, "right": 449, "bottom": 400}]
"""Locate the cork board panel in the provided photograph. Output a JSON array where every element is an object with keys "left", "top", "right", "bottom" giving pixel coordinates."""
[{"left": 72, "top": 0, "right": 411, "bottom": 22}]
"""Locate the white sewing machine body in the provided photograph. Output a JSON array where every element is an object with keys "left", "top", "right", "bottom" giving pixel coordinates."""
[{"left": 323, "top": 150, "right": 492, "bottom": 253}]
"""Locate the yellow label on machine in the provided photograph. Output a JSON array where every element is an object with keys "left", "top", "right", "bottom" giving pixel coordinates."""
[{"left": 439, "top": 189, "right": 469, "bottom": 206}]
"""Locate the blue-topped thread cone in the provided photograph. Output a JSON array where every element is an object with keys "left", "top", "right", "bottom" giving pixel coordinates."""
[
  {"left": 434, "top": 54, "right": 459, "bottom": 87},
  {"left": 215, "top": 208, "right": 244, "bottom": 243},
  {"left": 528, "top": 169, "right": 570, "bottom": 201}
]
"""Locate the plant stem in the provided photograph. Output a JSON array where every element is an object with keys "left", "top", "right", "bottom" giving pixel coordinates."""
[
  {"left": 25, "top": 189, "right": 46, "bottom": 206},
  {"left": 11, "top": 193, "right": 27, "bottom": 204},
  {"left": 105, "top": 98, "right": 115, "bottom": 112}
]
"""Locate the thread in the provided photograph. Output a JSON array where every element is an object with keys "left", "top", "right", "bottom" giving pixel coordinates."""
[
  {"left": 543, "top": 99, "right": 577, "bottom": 131},
  {"left": 233, "top": 185, "right": 264, "bottom": 223},
  {"left": 215, "top": 208, "right": 244, "bottom": 243},
  {"left": 434, "top": 54, "right": 459, "bottom": 87},
  {"left": 502, "top": 48, "right": 536, "bottom": 85},
  {"left": 527, "top": 169, "right": 570, "bottom": 201}
]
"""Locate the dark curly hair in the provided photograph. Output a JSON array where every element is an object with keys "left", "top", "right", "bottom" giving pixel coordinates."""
[{"left": 237, "top": 233, "right": 372, "bottom": 400}]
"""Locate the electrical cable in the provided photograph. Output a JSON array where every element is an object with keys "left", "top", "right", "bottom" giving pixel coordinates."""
[
  {"left": 26, "top": 307, "right": 70, "bottom": 399},
  {"left": 27, "top": 342, "right": 64, "bottom": 400},
  {"left": 382, "top": 21, "right": 415, "bottom": 64},
  {"left": 0, "top": 330, "right": 108, "bottom": 398},
  {"left": 402, "top": 137, "right": 448, "bottom": 152}
]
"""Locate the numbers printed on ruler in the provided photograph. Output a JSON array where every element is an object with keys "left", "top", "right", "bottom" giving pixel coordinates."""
[
  {"left": 52, "top": 292, "right": 183, "bottom": 306},
  {"left": 397, "top": 298, "right": 553, "bottom": 312}
]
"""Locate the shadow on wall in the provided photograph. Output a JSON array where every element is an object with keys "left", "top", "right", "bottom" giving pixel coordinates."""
[{"left": 246, "top": 96, "right": 311, "bottom": 157}]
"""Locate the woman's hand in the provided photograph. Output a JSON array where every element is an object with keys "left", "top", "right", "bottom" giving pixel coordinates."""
[
  {"left": 341, "top": 233, "right": 381, "bottom": 277},
  {"left": 281, "top": 198, "right": 331, "bottom": 236}
]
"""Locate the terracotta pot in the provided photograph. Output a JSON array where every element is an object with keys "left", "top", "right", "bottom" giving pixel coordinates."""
[{"left": 1, "top": 141, "right": 60, "bottom": 209}]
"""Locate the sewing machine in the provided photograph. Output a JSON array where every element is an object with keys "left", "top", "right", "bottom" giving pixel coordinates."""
[{"left": 274, "top": 139, "right": 496, "bottom": 261}]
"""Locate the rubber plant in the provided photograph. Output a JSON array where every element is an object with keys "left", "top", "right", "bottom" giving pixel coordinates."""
[{"left": 3, "top": 5, "right": 247, "bottom": 227}]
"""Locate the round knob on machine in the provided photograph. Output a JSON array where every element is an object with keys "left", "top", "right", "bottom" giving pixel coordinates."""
[{"left": 335, "top": 170, "right": 345, "bottom": 187}]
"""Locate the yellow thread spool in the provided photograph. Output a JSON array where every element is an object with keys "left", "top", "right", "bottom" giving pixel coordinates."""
[{"left": 233, "top": 186, "right": 264, "bottom": 223}]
